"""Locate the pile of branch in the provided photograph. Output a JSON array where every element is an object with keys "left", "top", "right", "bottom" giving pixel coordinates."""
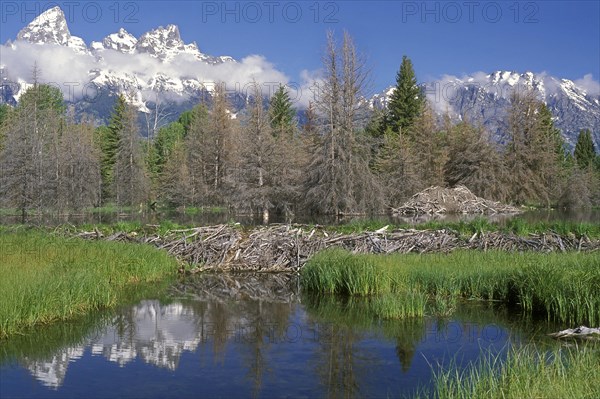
[
  {"left": 393, "top": 185, "right": 522, "bottom": 215},
  {"left": 72, "top": 224, "right": 600, "bottom": 272},
  {"left": 466, "top": 231, "right": 596, "bottom": 253}
]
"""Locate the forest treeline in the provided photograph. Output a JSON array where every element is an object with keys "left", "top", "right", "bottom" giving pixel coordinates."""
[{"left": 1, "top": 32, "right": 599, "bottom": 219}]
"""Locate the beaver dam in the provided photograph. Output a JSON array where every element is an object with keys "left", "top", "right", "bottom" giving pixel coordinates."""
[{"left": 74, "top": 224, "right": 600, "bottom": 272}]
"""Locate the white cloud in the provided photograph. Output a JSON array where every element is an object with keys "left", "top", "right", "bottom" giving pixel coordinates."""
[
  {"left": 574, "top": 74, "right": 600, "bottom": 96},
  {"left": 0, "top": 40, "right": 291, "bottom": 105}
]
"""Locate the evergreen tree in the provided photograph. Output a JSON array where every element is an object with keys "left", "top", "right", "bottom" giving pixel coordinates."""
[
  {"left": 100, "top": 95, "right": 127, "bottom": 203},
  {"left": 147, "top": 121, "right": 185, "bottom": 177},
  {"left": 375, "top": 127, "right": 420, "bottom": 205},
  {"left": 269, "top": 85, "right": 296, "bottom": 137},
  {"left": 269, "top": 86, "right": 305, "bottom": 217},
  {"left": 386, "top": 55, "right": 425, "bottom": 134},
  {"left": 574, "top": 129, "right": 596, "bottom": 169},
  {"left": 538, "top": 103, "right": 566, "bottom": 161}
]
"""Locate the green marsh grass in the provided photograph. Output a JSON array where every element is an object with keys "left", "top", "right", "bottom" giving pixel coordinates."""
[
  {"left": 422, "top": 344, "right": 600, "bottom": 399},
  {"left": 302, "top": 249, "right": 600, "bottom": 324},
  {"left": 0, "top": 231, "right": 178, "bottom": 339}
]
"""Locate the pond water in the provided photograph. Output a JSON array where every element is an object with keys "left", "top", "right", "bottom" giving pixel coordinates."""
[
  {"left": 1, "top": 274, "right": 564, "bottom": 399},
  {"left": 1, "top": 208, "right": 599, "bottom": 227}
]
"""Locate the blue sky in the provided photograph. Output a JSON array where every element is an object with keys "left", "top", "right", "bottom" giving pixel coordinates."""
[{"left": 1, "top": 0, "right": 599, "bottom": 93}]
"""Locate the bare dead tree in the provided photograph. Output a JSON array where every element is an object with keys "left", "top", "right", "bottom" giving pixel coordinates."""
[
  {"left": 159, "top": 140, "right": 194, "bottom": 207},
  {"left": 304, "top": 31, "right": 383, "bottom": 215},
  {"left": 444, "top": 119, "right": 508, "bottom": 202},
  {"left": 56, "top": 112, "right": 101, "bottom": 211},
  {"left": 0, "top": 76, "right": 63, "bottom": 219},
  {"left": 375, "top": 131, "right": 421, "bottom": 207},
  {"left": 186, "top": 84, "right": 237, "bottom": 204},
  {"left": 408, "top": 103, "right": 448, "bottom": 188},
  {"left": 144, "top": 90, "right": 172, "bottom": 152},
  {"left": 113, "top": 100, "right": 150, "bottom": 208},
  {"left": 233, "top": 83, "right": 276, "bottom": 222},
  {"left": 504, "top": 89, "right": 563, "bottom": 205}
]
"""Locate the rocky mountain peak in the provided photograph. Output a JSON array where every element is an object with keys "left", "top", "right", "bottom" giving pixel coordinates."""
[
  {"left": 135, "top": 24, "right": 186, "bottom": 60},
  {"left": 16, "top": 6, "right": 88, "bottom": 54},
  {"left": 17, "top": 6, "right": 70, "bottom": 45},
  {"left": 101, "top": 28, "right": 138, "bottom": 53}
]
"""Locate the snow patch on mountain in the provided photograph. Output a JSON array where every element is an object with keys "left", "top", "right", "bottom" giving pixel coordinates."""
[
  {"left": 372, "top": 71, "right": 600, "bottom": 149},
  {"left": 1, "top": 6, "right": 289, "bottom": 114}
]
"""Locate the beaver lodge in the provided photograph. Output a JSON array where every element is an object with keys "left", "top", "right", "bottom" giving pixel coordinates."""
[{"left": 392, "top": 185, "right": 522, "bottom": 215}]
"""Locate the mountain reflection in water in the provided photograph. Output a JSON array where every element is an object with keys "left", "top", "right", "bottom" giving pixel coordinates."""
[{"left": 1, "top": 274, "right": 560, "bottom": 399}]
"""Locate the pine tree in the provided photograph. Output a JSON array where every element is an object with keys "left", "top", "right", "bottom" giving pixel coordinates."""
[
  {"left": 100, "top": 95, "right": 127, "bottom": 203},
  {"left": 386, "top": 55, "right": 425, "bottom": 134},
  {"left": 538, "top": 104, "right": 566, "bottom": 161},
  {"left": 574, "top": 129, "right": 596, "bottom": 169},
  {"left": 266, "top": 85, "right": 305, "bottom": 216},
  {"left": 269, "top": 85, "right": 296, "bottom": 137},
  {"left": 147, "top": 121, "right": 185, "bottom": 178},
  {"left": 375, "top": 127, "right": 420, "bottom": 205}
]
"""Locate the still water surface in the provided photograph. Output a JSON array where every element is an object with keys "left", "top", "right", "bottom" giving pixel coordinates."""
[
  {"left": 1, "top": 275, "right": 562, "bottom": 398},
  {"left": 1, "top": 209, "right": 599, "bottom": 227}
]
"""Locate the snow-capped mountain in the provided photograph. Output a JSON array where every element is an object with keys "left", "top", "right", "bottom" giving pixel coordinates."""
[
  {"left": 1, "top": 6, "right": 250, "bottom": 120},
  {"left": 1, "top": 6, "right": 598, "bottom": 149},
  {"left": 372, "top": 71, "right": 600, "bottom": 149},
  {"left": 15, "top": 6, "right": 88, "bottom": 54}
]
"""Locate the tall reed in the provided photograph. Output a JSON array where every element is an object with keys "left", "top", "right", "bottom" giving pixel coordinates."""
[
  {"left": 302, "top": 249, "right": 600, "bottom": 324},
  {"left": 0, "top": 231, "right": 178, "bottom": 339},
  {"left": 421, "top": 344, "right": 600, "bottom": 399}
]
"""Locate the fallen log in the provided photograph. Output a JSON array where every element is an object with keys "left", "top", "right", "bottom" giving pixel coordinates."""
[{"left": 549, "top": 326, "right": 600, "bottom": 341}]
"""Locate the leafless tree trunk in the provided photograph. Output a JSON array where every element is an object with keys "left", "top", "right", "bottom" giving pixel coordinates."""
[
  {"left": 186, "top": 84, "right": 237, "bottom": 205},
  {"left": 56, "top": 113, "right": 102, "bottom": 211},
  {"left": 304, "top": 31, "right": 383, "bottom": 215},
  {"left": 233, "top": 83, "right": 275, "bottom": 221},
  {"left": 408, "top": 103, "right": 448, "bottom": 188},
  {"left": 113, "top": 101, "right": 150, "bottom": 208},
  {"left": 504, "top": 89, "right": 558, "bottom": 205},
  {"left": 159, "top": 141, "right": 194, "bottom": 207},
  {"left": 444, "top": 118, "right": 508, "bottom": 202}
]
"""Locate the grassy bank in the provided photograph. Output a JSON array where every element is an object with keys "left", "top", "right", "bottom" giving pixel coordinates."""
[
  {"left": 0, "top": 230, "right": 179, "bottom": 339},
  {"left": 302, "top": 250, "right": 600, "bottom": 324},
  {"left": 421, "top": 345, "right": 600, "bottom": 399},
  {"left": 329, "top": 217, "right": 600, "bottom": 238}
]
